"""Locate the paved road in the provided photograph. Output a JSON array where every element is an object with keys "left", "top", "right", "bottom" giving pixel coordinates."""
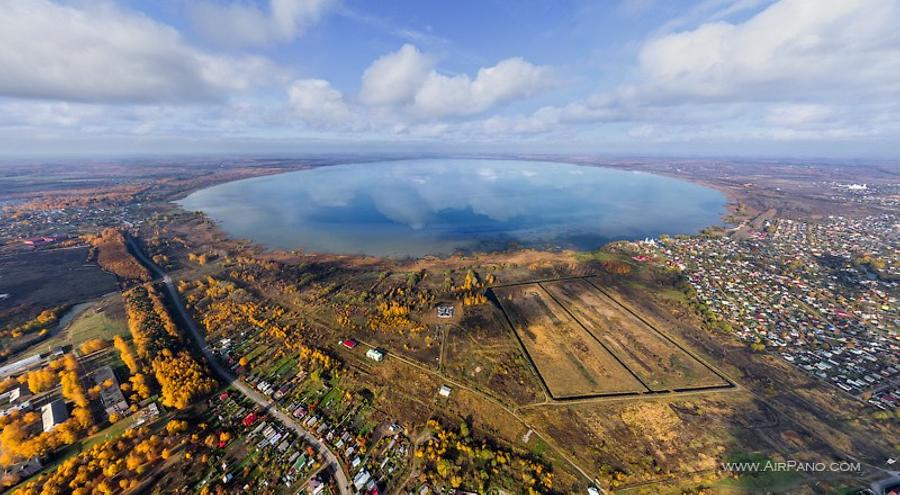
[{"left": 127, "top": 237, "right": 351, "bottom": 495}]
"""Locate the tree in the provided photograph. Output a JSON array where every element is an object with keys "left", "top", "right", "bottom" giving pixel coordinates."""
[
  {"left": 25, "top": 368, "right": 56, "bottom": 394},
  {"left": 90, "top": 229, "right": 150, "bottom": 281},
  {"left": 79, "top": 338, "right": 109, "bottom": 355},
  {"left": 165, "top": 420, "right": 188, "bottom": 436},
  {"left": 113, "top": 335, "right": 141, "bottom": 374}
]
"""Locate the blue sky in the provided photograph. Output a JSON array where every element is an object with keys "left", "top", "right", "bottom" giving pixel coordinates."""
[{"left": 1, "top": 0, "right": 898, "bottom": 158}]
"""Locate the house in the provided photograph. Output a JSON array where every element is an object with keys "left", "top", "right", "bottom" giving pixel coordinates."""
[
  {"left": 309, "top": 478, "right": 325, "bottom": 495},
  {"left": 134, "top": 402, "right": 159, "bottom": 426},
  {"left": 341, "top": 339, "right": 358, "bottom": 349},
  {"left": 41, "top": 399, "right": 68, "bottom": 432},
  {"left": 1, "top": 457, "right": 42, "bottom": 483},
  {"left": 23, "top": 236, "right": 55, "bottom": 247},
  {"left": 9, "top": 384, "right": 31, "bottom": 403},
  {"left": 438, "top": 385, "right": 452, "bottom": 398},
  {"left": 353, "top": 470, "right": 372, "bottom": 491},
  {"left": 91, "top": 366, "right": 128, "bottom": 418},
  {"left": 436, "top": 304, "right": 454, "bottom": 319},
  {"left": 366, "top": 348, "right": 385, "bottom": 362}
]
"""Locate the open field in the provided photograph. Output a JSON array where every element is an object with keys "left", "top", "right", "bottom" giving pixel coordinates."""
[
  {"left": 542, "top": 278, "right": 727, "bottom": 391},
  {"left": 0, "top": 247, "right": 118, "bottom": 325},
  {"left": 493, "top": 284, "right": 646, "bottom": 398},
  {"left": 443, "top": 304, "right": 545, "bottom": 404},
  {"left": 18, "top": 292, "right": 128, "bottom": 358}
]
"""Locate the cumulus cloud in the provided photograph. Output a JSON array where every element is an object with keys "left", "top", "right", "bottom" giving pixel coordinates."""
[
  {"left": 488, "top": 0, "right": 900, "bottom": 143},
  {"left": 359, "top": 44, "right": 435, "bottom": 106},
  {"left": 413, "top": 57, "right": 554, "bottom": 118},
  {"left": 288, "top": 79, "right": 352, "bottom": 127},
  {"left": 638, "top": 0, "right": 900, "bottom": 101},
  {"left": 189, "top": 0, "right": 335, "bottom": 47},
  {"left": 0, "top": 0, "right": 276, "bottom": 103},
  {"left": 359, "top": 44, "right": 553, "bottom": 119}
]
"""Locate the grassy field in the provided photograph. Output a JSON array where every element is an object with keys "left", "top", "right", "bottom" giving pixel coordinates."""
[
  {"left": 494, "top": 284, "right": 645, "bottom": 398},
  {"left": 443, "top": 305, "right": 545, "bottom": 404},
  {"left": 18, "top": 292, "right": 128, "bottom": 357},
  {"left": 543, "top": 279, "right": 726, "bottom": 391}
]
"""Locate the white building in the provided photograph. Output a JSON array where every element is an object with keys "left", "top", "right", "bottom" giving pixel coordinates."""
[
  {"left": 366, "top": 348, "right": 385, "bottom": 362},
  {"left": 41, "top": 399, "right": 68, "bottom": 432},
  {"left": 436, "top": 304, "right": 454, "bottom": 319}
]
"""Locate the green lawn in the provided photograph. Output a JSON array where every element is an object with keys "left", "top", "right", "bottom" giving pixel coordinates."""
[
  {"left": 81, "top": 414, "right": 139, "bottom": 450},
  {"left": 573, "top": 249, "right": 621, "bottom": 263},
  {"left": 19, "top": 293, "right": 128, "bottom": 357}
]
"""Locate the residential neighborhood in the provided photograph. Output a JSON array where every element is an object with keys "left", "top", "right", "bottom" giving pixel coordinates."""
[{"left": 661, "top": 215, "right": 899, "bottom": 409}]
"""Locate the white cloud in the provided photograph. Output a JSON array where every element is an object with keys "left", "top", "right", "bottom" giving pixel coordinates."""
[
  {"left": 0, "top": 0, "right": 276, "bottom": 103},
  {"left": 638, "top": 0, "right": 900, "bottom": 101},
  {"left": 485, "top": 0, "right": 900, "bottom": 145},
  {"left": 288, "top": 79, "right": 352, "bottom": 127},
  {"left": 359, "top": 44, "right": 553, "bottom": 119},
  {"left": 359, "top": 44, "right": 435, "bottom": 106},
  {"left": 413, "top": 58, "right": 554, "bottom": 118},
  {"left": 189, "top": 0, "right": 334, "bottom": 47}
]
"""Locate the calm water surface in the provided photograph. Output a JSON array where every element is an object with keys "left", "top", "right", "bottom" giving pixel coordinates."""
[{"left": 178, "top": 159, "right": 726, "bottom": 257}]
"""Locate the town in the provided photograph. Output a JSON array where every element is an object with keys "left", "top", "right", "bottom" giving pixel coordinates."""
[{"left": 660, "top": 214, "right": 898, "bottom": 408}]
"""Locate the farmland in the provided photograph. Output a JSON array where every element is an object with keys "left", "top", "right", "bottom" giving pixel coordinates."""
[
  {"left": 493, "top": 284, "right": 645, "bottom": 398},
  {"left": 542, "top": 278, "right": 727, "bottom": 391}
]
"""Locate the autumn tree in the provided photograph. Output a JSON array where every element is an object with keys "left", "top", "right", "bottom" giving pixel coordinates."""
[
  {"left": 89, "top": 228, "right": 150, "bottom": 281},
  {"left": 79, "top": 338, "right": 109, "bottom": 355},
  {"left": 113, "top": 335, "right": 141, "bottom": 374}
]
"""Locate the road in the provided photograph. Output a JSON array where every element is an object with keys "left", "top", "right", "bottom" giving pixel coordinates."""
[{"left": 126, "top": 236, "right": 352, "bottom": 495}]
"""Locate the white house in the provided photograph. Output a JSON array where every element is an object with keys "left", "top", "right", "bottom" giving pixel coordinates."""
[{"left": 366, "top": 348, "right": 385, "bottom": 362}]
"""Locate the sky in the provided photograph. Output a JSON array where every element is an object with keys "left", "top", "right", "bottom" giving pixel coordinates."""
[{"left": 1, "top": 0, "right": 899, "bottom": 159}]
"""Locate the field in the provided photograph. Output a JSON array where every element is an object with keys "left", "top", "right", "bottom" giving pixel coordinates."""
[
  {"left": 443, "top": 304, "right": 545, "bottom": 404},
  {"left": 542, "top": 278, "right": 727, "bottom": 391},
  {"left": 0, "top": 247, "right": 118, "bottom": 324},
  {"left": 493, "top": 284, "right": 645, "bottom": 398},
  {"left": 18, "top": 292, "right": 128, "bottom": 358}
]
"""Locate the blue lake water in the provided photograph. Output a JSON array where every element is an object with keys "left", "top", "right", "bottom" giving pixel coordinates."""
[{"left": 178, "top": 159, "right": 726, "bottom": 257}]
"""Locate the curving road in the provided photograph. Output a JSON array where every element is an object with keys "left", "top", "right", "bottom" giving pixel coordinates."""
[{"left": 126, "top": 236, "right": 351, "bottom": 495}]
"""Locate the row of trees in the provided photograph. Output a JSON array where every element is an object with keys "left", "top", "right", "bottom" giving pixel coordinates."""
[
  {"left": 122, "top": 284, "right": 216, "bottom": 409},
  {"left": 0, "top": 307, "right": 62, "bottom": 341},
  {"left": 88, "top": 228, "right": 150, "bottom": 281}
]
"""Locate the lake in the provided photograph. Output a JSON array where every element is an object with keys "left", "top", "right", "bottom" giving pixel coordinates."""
[{"left": 178, "top": 159, "right": 726, "bottom": 257}]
